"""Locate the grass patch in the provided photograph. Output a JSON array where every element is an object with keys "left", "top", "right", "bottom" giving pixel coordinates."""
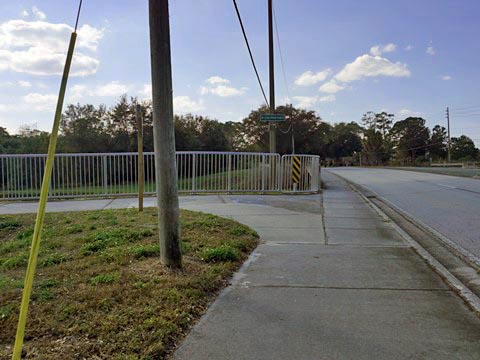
[
  {"left": 90, "top": 273, "right": 119, "bottom": 285},
  {"left": 0, "top": 207, "right": 258, "bottom": 359},
  {"left": 40, "top": 253, "right": 67, "bottom": 267},
  {"left": 0, "top": 218, "right": 20, "bottom": 230},
  {"left": 200, "top": 245, "right": 239, "bottom": 262},
  {"left": 131, "top": 244, "right": 160, "bottom": 259}
]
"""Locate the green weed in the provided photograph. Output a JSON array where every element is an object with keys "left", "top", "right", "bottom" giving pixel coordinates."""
[
  {"left": 0, "top": 218, "right": 20, "bottom": 230},
  {"left": 40, "top": 253, "right": 67, "bottom": 267},
  {"left": 90, "top": 273, "right": 119, "bottom": 285},
  {"left": 200, "top": 245, "right": 239, "bottom": 262},
  {"left": 131, "top": 244, "right": 160, "bottom": 259}
]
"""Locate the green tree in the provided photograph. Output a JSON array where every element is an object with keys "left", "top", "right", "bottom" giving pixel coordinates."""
[
  {"left": 237, "top": 104, "right": 326, "bottom": 155},
  {"left": 328, "top": 122, "right": 362, "bottom": 159},
  {"left": 390, "top": 117, "right": 430, "bottom": 163},
  {"left": 429, "top": 125, "right": 447, "bottom": 160},
  {"left": 360, "top": 111, "right": 394, "bottom": 165},
  {"left": 61, "top": 103, "right": 110, "bottom": 153},
  {"left": 451, "top": 135, "right": 479, "bottom": 161}
]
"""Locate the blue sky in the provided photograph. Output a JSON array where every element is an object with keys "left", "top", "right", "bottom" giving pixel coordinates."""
[{"left": 0, "top": 0, "right": 479, "bottom": 145}]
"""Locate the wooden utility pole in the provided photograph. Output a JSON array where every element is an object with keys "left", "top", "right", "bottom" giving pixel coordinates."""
[
  {"left": 136, "top": 104, "right": 144, "bottom": 212},
  {"left": 268, "top": 0, "right": 276, "bottom": 153},
  {"left": 446, "top": 107, "right": 451, "bottom": 163},
  {"left": 148, "top": 0, "right": 182, "bottom": 268}
]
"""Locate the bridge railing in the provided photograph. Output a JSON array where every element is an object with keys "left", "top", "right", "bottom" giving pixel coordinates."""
[{"left": 0, "top": 152, "right": 320, "bottom": 200}]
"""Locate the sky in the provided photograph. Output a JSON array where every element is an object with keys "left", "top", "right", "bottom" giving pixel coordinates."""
[{"left": 0, "top": 0, "right": 479, "bottom": 145}]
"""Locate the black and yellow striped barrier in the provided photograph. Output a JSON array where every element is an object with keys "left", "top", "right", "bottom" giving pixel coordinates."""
[{"left": 292, "top": 155, "right": 301, "bottom": 184}]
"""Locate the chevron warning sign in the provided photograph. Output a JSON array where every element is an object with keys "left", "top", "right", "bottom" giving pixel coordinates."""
[{"left": 292, "top": 156, "right": 301, "bottom": 184}]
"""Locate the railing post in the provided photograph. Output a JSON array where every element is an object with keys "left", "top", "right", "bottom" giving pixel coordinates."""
[
  {"left": 102, "top": 155, "right": 108, "bottom": 195},
  {"left": 227, "top": 154, "right": 232, "bottom": 193},
  {"left": 261, "top": 155, "right": 266, "bottom": 192},
  {"left": 192, "top": 153, "right": 196, "bottom": 193},
  {"left": 278, "top": 155, "right": 282, "bottom": 192}
]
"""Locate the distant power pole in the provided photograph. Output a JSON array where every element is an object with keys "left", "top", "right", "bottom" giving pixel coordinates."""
[
  {"left": 148, "top": 0, "right": 182, "bottom": 268},
  {"left": 268, "top": 0, "right": 276, "bottom": 153},
  {"left": 446, "top": 107, "right": 451, "bottom": 163}
]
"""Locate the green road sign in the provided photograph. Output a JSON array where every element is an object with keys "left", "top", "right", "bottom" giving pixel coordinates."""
[{"left": 260, "top": 114, "right": 286, "bottom": 122}]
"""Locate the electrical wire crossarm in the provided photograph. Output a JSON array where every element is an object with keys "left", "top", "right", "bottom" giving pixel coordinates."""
[{"left": 232, "top": 0, "right": 269, "bottom": 107}]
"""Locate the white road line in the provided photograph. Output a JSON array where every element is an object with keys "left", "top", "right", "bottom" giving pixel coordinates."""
[{"left": 437, "top": 183, "right": 457, "bottom": 189}]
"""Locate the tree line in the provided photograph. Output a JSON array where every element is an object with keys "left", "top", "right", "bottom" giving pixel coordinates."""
[{"left": 0, "top": 95, "right": 478, "bottom": 164}]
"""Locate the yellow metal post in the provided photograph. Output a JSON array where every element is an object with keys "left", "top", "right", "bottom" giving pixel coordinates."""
[
  {"left": 136, "top": 104, "right": 144, "bottom": 211},
  {"left": 12, "top": 32, "right": 77, "bottom": 360}
]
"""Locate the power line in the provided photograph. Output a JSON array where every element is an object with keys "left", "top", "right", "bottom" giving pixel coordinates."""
[
  {"left": 74, "top": 0, "right": 83, "bottom": 32},
  {"left": 272, "top": 3, "right": 290, "bottom": 103},
  {"left": 232, "top": 0, "right": 269, "bottom": 107},
  {"left": 451, "top": 114, "right": 480, "bottom": 118},
  {"left": 450, "top": 104, "right": 480, "bottom": 111}
]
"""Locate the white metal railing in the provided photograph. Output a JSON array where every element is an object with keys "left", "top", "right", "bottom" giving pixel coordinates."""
[{"left": 0, "top": 152, "right": 320, "bottom": 200}]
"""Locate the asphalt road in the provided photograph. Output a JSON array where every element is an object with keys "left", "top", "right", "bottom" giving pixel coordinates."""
[{"left": 326, "top": 167, "right": 480, "bottom": 262}]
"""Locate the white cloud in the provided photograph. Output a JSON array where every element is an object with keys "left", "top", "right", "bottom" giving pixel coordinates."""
[
  {"left": 23, "top": 92, "right": 57, "bottom": 111},
  {"left": 294, "top": 69, "right": 331, "bottom": 86},
  {"left": 20, "top": 10, "right": 29, "bottom": 18},
  {"left": 32, "top": 6, "right": 46, "bottom": 21},
  {"left": 319, "top": 95, "right": 336, "bottom": 103},
  {"left": 441, "top": 75, "right": 452, "bottom": 81},
  {"left": 0, "top": 19, "right": 104, "bottom": 76},
  {"left": 319, "top": 80, "right": 344, "bottom": 94},
  {"left": 334, "top": 54, "right": 411, "bottom": 83},
  {"left": 77, "top": 24, "right": 105, "bottom": 51},
  {"left": 206, "top": 76, "right": 230, "bottom": 85},
  {"left": 18, "top": 80, "right": 32, "bottom": 88},
  {"left": 201, "top": 77, "right": 246, "bottom": 97},
  {"left": 293, "top": 94, "right": 335, "bottom": 108},
  {"left": 370, "top": 43, "right": 397, "bottom": 56},
  {"left": 173, "top": 96, "right": 205, "bottom": 113},
  {"left": 124, "top": 84, "right": 212, "bottom": 111},
  {"left": 397, "top": 109, "right": 422, "bottom": 118},
  {"left": 426, "top": 46, "right": 435, "bottom": 55},
  {"left": 140, "top": 83, "right": 151, "bottom": 98},
  {"left": 66, "top": 82, "right": 131, "bottom": 102},
  {"left": 293, "top": 96, "right": 318, "bottom": 108},
  {"left": 68, "top": 84, "right": 88, "bottom": 102},
  {"left": 94, "top": 81, "right": 129, "bottom": 97},
  {"left": 208, "top": 85, "right": 245, "bottom": 97},
  {"left": 405, "top": 44, "right": 413, "bottom": 51}
]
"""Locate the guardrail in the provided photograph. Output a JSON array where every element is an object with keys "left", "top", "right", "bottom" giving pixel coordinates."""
[{"left": 0, "top": 152, "right": 320, "bottom": 200}]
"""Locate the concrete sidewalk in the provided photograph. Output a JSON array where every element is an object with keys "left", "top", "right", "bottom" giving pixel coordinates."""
[
  {"left": 173, "top": 172, "right": 480, "bottom": 360},
  {"left": 1, "top": 174, "right": 479, "bottom": 358}
]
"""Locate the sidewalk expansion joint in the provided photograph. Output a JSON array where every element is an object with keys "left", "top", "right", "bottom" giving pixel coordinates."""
[
  {"left": 267, "top": 242, "right": 327, "bottom": 245},
  {"left": 325, "top": 226, "right": 383, "bottom": 231},
  {"left": 242, "top": 284, "right": 451, "bottom": 292},
  {"left": 101, "top": 198, "right": 116, "bottom": 210},
  {"left": 253, "top": 226, "right": 325, "bottom": 229},
  {"left": 324, "top": 216, "right": 379, "bottom": 220}
]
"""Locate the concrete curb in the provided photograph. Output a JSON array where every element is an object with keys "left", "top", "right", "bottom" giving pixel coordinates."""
[
  {"left": 351, "top": 182, "right": 480, "bottom": 269},
  {"left": 331, "top": 173, "right": 480, "bottom": 316}
]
